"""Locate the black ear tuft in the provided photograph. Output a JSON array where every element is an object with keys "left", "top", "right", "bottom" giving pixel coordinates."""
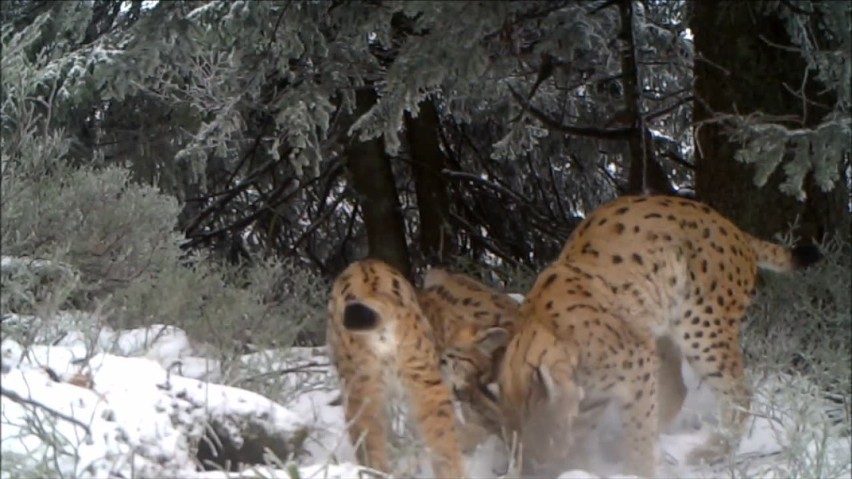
[
  {"left": 343, "top": 302, "right": 379, "bottom": 331},
  {"left": 792, "top": 244, "right": 822, "bottom": 269}
]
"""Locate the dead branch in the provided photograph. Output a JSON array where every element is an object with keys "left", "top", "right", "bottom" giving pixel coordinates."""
[
  {"left": 507, "top": 85, "right": 634, "bottom": 140},
  {"left": 1, "top": 386, "right": 92, "bottom": 436}
]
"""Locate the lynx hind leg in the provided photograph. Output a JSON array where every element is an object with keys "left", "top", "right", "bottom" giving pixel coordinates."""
[
  {"left": 617, "top": 341, "right": 660, "bottom": 478},
  {"left": 342, "top": 378, "right": 392, "bottom": 474},
  {"left": 402, "top": 364, "right": 466, "bottom": 478},
  {"left": 678, "top": 314, "right": 750, "bottom": 465},
  {"left": 656, "top": 335, "right": 687, "bottom": 432},
  {"left": 684, "top": 340, "right": 750, "bottom": 465},
  {"left": 561, "top": 397, "right": 613, "bottom": 473}
]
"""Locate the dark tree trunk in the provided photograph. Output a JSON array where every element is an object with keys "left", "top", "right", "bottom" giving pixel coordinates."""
[
  {"left": 345, "top": 89, "right": 412, "bottom": 278},
  {"left": 619, "top": 0, "right": 673, "bottom": 196},
  {"left": 405, "top": 99, "right": 454, "bottom": 266},
  {"left": 691, "top": 1, "right": 848, "bottom": 243}
]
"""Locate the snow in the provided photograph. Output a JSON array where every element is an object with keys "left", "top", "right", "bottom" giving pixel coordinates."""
[
  {"left": 508, "top": 293, "right": 526, "bottom": 304},
  {"left": 2, "top": 316, "right": 850, "bottom": 479},
  {"left": 1, "top": 333, "right": 307, "bottom": 479}
]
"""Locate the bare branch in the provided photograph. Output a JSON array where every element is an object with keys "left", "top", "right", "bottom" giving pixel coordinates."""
[
  {"left": 443, "top": 169, "right": 564, "bottom": 243},
  {"left": 659, "top": 151, "right": 694, "bottom": 170},
  {"left": 449, "top": 212, "right": 522, "bottom": 268},
  {"left": 507, "top": 85, "right": 634, "bottom": 140},
  {"left": 694, "top": 52, "right": 732, "bottom": 76},
  {"left": 287, "top": 193, "right": 347, "bottom": 256},
  {"left": 1, "top": 386, "right": 92, "bottom": 437},
  {"left": 646, "top": 95, "right": 694, "bottom": 122}
]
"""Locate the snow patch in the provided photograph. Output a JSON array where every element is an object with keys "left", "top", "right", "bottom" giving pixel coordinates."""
[{"left": 2, "top": 316, "right": 850, "bottom": 479}]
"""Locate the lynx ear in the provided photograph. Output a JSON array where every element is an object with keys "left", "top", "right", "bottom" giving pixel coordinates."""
[
  {"left": 342, "top": 302, "right": 379, "bottom": 331},
  {"left": 475, "top": 327, "right": 510, "bottom": 355}
]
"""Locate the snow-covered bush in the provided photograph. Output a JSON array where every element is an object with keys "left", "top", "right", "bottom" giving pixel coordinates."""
[
  {"left": 1, "top": 139, "right": 327, "bottom": 357},
  {"left": 0, "top": 256, "right": 80, "bottom": 318},
  {"left": 742, "top": 237, "right": 851, "bottom": 430},
  {"left": 109, "top": 255, "right": 327, "bottom": 353},
  {"left": 1, "top": 39, "right": 331, "bottom": 475},
  {"left": 0, "top": 30, "right": 328, "bottom": 390},
  {"left": 2, "top": 164, "right": 184, "bottom": 307}
]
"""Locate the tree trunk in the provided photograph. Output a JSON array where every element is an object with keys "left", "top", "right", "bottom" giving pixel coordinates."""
[
  {"left": 345, "top": 89, "right": 412, "bottom": 278},
  {"left": 691, "top": 1, "right": 848, "bottom": 243},
  {"left": 619, "top": 0, "right": 673, "bottom": 196},
  {"left": 405, "top": 99, "right": 454, "bottom": 266}
]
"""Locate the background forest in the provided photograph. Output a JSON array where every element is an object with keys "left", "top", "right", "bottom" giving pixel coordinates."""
[{"left": 0, "top": 1, "right": 850, "bottom": 477}]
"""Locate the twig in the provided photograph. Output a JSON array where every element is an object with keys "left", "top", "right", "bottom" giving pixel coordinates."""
[
  {"left": 646, "top": 95, "right": 694, "bottom": 122},
  {"left": 694, "top": 52, "right": 732, "bottom": 76},
  {"left": 507, "top": 85, "right": 634, "bottom": 140},
  {"left": 442, "top": 169, "right": 563, "bottom": 242},
  {"left": 758, "top": 34, "right": 802, "bottom": 53},
  {"left": 1, "top": 386, "right": 92, "bottom": 436},
  {"left": 660, "top": 151, "right": 694, "bottom": 170},
  {"left": 239, "top": 362, "right": 331, "bottom": 384},
  {"left": 443, "top": 170, "right": 530, "bottom": 209},
  {"left": 449, "top": 212, "right": 521, "bottom": 268},
  {"left": 286, "top": 193, "right": 347, "bottom": 256}
]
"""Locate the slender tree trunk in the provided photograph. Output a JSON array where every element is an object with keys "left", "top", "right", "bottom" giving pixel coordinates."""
[
  {"left": 345, "top": 89, "right": 412, "bottom": 278},
  {"left": 405, "top": 99, "right": 454, "bottom": 266},
  {"left": 691, "top": 1, "right": 848, "bottom": 242},
  {"left": 619, "top": 0, "right": 673, "bottom": 196}
]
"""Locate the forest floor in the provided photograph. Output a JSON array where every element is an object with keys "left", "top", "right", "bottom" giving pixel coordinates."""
[{"left": 2, "top": 317, "right": 849, "bottom": 479}]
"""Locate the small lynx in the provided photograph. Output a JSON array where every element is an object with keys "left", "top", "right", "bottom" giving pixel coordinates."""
[
  {"left": 416, "top": 267, "right": 522, "bottom": 449},
  {"left": 326, "top": 259, "right": 465, "bottom": 477}
]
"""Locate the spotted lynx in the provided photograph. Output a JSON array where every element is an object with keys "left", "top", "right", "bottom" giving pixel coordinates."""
[
  {"left": 456, "top": 195, "right": 822, "bottom": 476},
  {"left": 326, "top": 259, "right": 465, "bottom": 477},
  {"left": 416, "top": 267, "right": 521, "bottom": 448}
]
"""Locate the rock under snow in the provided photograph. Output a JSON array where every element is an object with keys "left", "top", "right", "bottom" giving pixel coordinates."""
[{"left": 0, "top": 337, "right": 309, "bottom": 478}]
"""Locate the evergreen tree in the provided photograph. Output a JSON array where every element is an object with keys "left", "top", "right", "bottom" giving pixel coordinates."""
[{"left": 692, "top": 0, "right": 850, "bottom": 242}]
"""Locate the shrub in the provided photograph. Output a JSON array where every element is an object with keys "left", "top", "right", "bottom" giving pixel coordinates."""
[
  {"left": 1, "top": 158, "right": 328, "bottom": 359},
  {"left": 2, "top": 76, "right": 327, "bottom": 381},
  {"left": 743, "top": 237, "right": 851, "bottom": 433}
]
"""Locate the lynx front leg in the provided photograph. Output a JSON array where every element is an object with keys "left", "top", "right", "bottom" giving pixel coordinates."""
[
  {"left": 684, "top": 335, "right": 750, "bottom": 465},
  {"left": 619, "top": 347, "right": 660, "bottom": 478},
  {"left": 656, "top": 335, "right": 687, "bottom": 431},
  {"left": 563, "top": 396, "right": 612, "bottom": 469}
]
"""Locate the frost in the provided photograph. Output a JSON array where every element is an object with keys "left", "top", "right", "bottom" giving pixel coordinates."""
[
  {"left": 1, "top": 328, "right": 310, "bottom": 479},
  {"left": 2, "top": 312, "right": 849, "bottom": 479},
  {"left": 732, "top": 116, "right": 850, "bottom": 197}
]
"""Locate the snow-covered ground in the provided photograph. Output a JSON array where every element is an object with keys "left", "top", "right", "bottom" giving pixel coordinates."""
[{"left": 1, "top": 316, "right": 849, "bottom": 479}]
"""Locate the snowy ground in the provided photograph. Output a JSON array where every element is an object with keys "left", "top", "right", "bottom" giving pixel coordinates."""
[{"left": 1, "top": 315, "right": 849, "bottom": 479}]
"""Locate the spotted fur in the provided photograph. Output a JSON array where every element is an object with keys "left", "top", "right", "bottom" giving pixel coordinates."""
[
  {"left": 475, "top": 195, "right": 822, "bottom": 476},
  {"left": 326, "top": 259, "right": 465, "bottom": 477},
  {"left": 416, "top": 267, "right": 521, "bottom": 450}
]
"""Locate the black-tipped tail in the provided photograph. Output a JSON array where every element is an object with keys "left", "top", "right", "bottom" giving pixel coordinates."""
[
  {"left": 791, "top": 245, "right": 822, "bottom": 269},
  {"left": 343, "top": 302, "right": 379, "bottom": 331}
]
